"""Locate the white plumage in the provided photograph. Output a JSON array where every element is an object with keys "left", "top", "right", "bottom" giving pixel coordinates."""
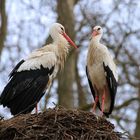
[
  {"left": 18, "top": 51, "right": 57, "bottom": 71},
  {"left": 86, "top": 25, "right": 118, "bottom": 117},
  {"left": 0, "top": 23, "right": 77, "bottom": 115}
]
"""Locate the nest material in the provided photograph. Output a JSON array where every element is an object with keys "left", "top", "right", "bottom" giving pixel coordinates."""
[{"left": 0, "top": 107, "right": 120, "bottom": 140}]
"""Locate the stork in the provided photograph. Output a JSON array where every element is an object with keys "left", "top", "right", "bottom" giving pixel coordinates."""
[
  {"left": 86, "top": 25, "right": 118, "bottom": 117},
  {"left": 0, "top": 23, "right": 77, "bottom": 115}
]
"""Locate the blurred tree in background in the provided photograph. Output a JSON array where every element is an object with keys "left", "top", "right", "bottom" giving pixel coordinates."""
[
  {"left": 0, "top": 0, "right": 7, "bottom": 54},
  {"left": 0, "top": 0, "right": 140, "bottom": 138},
  {"left": 57, "top": 0, "right": 77, "bottom": 108}
]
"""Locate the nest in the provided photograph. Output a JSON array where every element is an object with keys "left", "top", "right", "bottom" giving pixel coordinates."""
[{"left": 0, "top": 107, "right": 120, "bottom": 140}]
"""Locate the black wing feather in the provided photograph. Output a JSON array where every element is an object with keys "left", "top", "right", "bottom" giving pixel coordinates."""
[
  {"left": 9, "top": 59, "right": 25, "bottom": 78},
  {"left": 0, "top": 63, "right": 54, "bottom": 115},
  {"left": 0, "top": 60, "right": 25, "bottom": 103},
  {"left": 103, "top": 62, "right": 118, "bottom": 116}
]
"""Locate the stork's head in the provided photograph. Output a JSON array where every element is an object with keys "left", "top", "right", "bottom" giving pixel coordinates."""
[
  {"left": 49, "top": 23, "right": 77, "bottom": 48},
  {"left": 91, "top": 25, "right": 103, "bottom": 42}
]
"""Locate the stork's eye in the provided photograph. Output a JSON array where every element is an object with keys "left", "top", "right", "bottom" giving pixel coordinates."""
[
  {"left": 61, "top": 27, "right": 64, "bottom": 31},
  {"left": 97, "top": 27, "right": 101, "bottom": 31}
]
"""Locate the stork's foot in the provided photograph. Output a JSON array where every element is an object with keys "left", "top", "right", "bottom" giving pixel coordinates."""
[{"left": 99, "top": 111, "right": 104, "bottom": 117}]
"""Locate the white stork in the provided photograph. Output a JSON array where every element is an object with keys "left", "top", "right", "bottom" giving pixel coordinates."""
[
  {"left": 86, "top": 25, "right": 118, "bottom": 117},
  {"left": 0, "top": 23, "right": 77, "bottom": 115}
]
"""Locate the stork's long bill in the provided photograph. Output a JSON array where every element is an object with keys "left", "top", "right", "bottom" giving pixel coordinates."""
[{"left": 62, "top": 32, "right": 77, "bottom": 48}]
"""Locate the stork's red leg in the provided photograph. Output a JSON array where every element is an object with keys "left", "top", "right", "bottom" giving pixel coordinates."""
[
  {"left": 93, "top": 96, "right": 99, "bottom": 112},
  {"left": 35, "top": 104, "right": 38, "bottom": 114},
  {"left": 101, "top": 89, "right": 105, "bottom": 114}
]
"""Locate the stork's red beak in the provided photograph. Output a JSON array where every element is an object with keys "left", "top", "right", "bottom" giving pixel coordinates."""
[
  {"left": 62, "top": 32, "right": 77, "bottom": 48},
  {"left": 92, "top": 30, "right": 99, "bottom": 37}
]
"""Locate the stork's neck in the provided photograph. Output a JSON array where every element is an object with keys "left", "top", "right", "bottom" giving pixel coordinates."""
[
  {"left": 89, "top": 38, "right": 101, "bottom": 51},
  {"left": 53, "top": 35, "right": 69, "bottom": 70},
  {"left": 87, "top": 36, "right": 102, "bottom": 66},
  {"left": 91, "top": 35, "right": 102, "bottom": 45}
]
